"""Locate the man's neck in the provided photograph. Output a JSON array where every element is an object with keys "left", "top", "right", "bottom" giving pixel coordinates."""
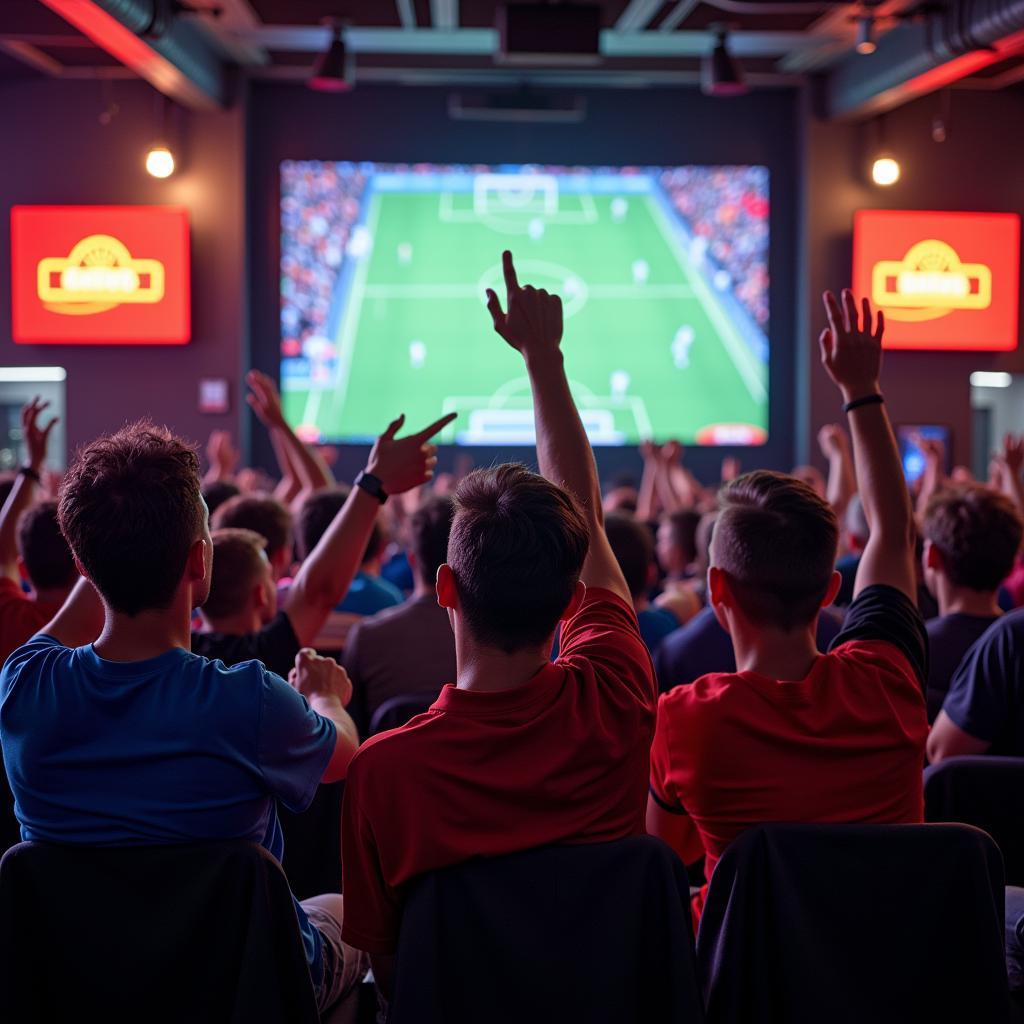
[
  {"left": 938, "top": 582, "right": 1002, "bottom": 618},
  {"left": 93, "top": 603, "right": 194, "bottom": 663},
  {"left": 729, "top": 621, "right": 821, "bottom": 681},
  {"left": 199, "top": 607, "right": 262, "bottom": 637},
  {"left": 455, "top": 635, "right": 551, "bottom": 694}
]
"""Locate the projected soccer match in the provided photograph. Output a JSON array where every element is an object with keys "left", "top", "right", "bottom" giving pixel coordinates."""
[{"left": 280, "top": 162, "right": 769, "bottom": 446}]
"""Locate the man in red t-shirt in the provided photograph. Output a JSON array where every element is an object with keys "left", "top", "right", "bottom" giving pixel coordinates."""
[
  {"left": 648, "top": 291, "right": 929, "bottom": 923},
  {"left": 0, "top": 398, "right": 77, "bottom": 665},
  {"left": 340, "top": 253, "right": 656, "bottom": 993}
]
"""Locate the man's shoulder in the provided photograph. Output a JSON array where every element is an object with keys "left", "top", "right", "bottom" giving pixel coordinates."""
[{"left": 348, "top": 708, "right": 444, "bottom": 780}]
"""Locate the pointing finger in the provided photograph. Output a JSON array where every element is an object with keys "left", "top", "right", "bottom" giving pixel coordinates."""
[
  {"left": 502, "top": 250, "right": 519, "bottom": 297},
  {"left": 412, "top": 411, "right": 458, "bottom": 442},
  {"left": 485, "top": 288, "right": 505, "bottom": 329}
]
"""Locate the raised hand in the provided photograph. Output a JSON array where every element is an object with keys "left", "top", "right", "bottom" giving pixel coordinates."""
[
  {"left": 289, "top": 648, "right": 353, "bottom": 707},
  {"left": 485, "top": 250, "right": 563, "bottom": 360},
  {"left": 661, "top": 440, "right": 683, "bottom": 465},
  {"left": 1003, "top": 434, "right": 1024, "bottom": 478},
  {"left": 820, "top": 290, "right": 885, "bottom": 402},
  {"left": 817, "top": 423, "right": 850, "bottom": 460},
  {"left": 366, "top": 412, "right": 457, "bottom": 495},
  {"left": 21, "top": 397, "right": 58, "bottom": 472},
  {"left": 246, "top": 369, "right": 287, "bottom": 429},
  {"left": 206, "top": 429, "right": 240, "bottom": 479},
  {"left": 721, "top": 456, "right": 741, "bottom": 484}
]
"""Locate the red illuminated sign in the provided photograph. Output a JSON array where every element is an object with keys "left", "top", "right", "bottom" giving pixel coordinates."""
[
  {"left": 11, "top": 205, "right": 190, "bottom": 345},
  {"left": 852, "top": 210, "right": 1020, "bottom": 352}
]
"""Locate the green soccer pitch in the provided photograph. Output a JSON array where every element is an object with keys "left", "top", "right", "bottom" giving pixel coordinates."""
[{"left": 281, "top": 185, "right": 768, "bottom": 446}]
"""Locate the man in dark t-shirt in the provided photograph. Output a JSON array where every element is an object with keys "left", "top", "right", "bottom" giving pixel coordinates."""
[
  {"left": 920, "top": 485, "right": 1023, "bottom": 722},
  {"left": 929, "top": 608, "right": 1024, "bottom": 761}
]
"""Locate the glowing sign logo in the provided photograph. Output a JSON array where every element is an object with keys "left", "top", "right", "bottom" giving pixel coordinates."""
[
  {"left": 37, "top": 234, "right": 165, "bottom": 316},
  {"left": 871, "top": 239, "right": 992, "bottom": 322}
]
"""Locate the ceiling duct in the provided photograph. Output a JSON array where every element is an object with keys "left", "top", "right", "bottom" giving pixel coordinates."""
[
  {"left": 448, "top": 90, "right": 587, "bottom": 122},
  {"left": 823, "top": 0, "right": 1024, "bottom": 119},
  {"left": 41, "top": 0, "right": 230, "bottom": 109}
]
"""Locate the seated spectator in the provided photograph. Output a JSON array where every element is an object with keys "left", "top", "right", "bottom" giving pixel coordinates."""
[
  {"left": 196, "top": 415, "right": 454, "bottom": 680},
  {"left": 341, "top": 253, "right": 656, "bottom": 999},
  {"left": 201, "top": 479, "right": 241, "bottom": 516},
  {"left": 920, "top": 486, "right": 1023, "bottom": 722},
  {"left": 0, "top": 398, "right": 75, "bottom": 664},
  {"left": 344, "top": 496, "right": 457, "bottom": 734},
  {"left": 213, "top": 493, "right": 294, "bottom": 581},
  {"left": 834, "top": 494, "right": 869, "bottom": 607},
  {"left": 604, "top": 513, "right": 698, "bottom": 655},
  {"left": 292, "top": 488, "right": 404, "bottom": 653},
  {"left": 648, "top": 290, "right": 928, "bottom": 924},
  {"left": 656, "top": 509, "right": 701, "bottom": 592},
  {"left": 0, "top": 422, "right": 369, "bottom": 1015},
  {"left": 928, "top": 607, "right": 1024, "bottom": 761}
]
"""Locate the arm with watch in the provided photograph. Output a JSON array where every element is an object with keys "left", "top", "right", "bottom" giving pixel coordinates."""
[
  {"left": 0, "top": 397, "right": 58, "bottom": 584},
  {"left": 820, "top": 290, "right": 918, "bottom": 604},
  {"left": 282, "top": 411, "right": 455, "bottom": 647}
]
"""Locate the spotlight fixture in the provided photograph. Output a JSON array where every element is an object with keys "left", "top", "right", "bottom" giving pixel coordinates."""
[
  {"left": 145, "top": 143, "right": 175, "bottom": 179},
  {"left": 310, "top": 21, "right": 353, "bottom": 92},
  {"left": 702, "top": 27, "right": 747, "bottom": 98},
  {"left": 855, "top": 15, "right": 877, "bottom": 55},
  {"left": 871, "top": 155, "right": 901, "bottom": 186}
]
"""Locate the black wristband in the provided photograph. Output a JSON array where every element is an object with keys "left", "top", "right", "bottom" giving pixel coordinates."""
[
  {"left": 18, "top": 465, "right": 41, "bottom": 483},
  {"left": 843, "top": 393, "right": 884, "bottom": 414},
  {"left": 354, "top": 470, "right": 388, "bottom": 505}
]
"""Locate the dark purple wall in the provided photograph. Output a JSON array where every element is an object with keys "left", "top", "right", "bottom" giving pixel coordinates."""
[
  {"left": 803, "top": 88, "right": 1024, "bottom": 469},
  {"left": 0, "top": 78, "right": 247, "bottom": 458}
]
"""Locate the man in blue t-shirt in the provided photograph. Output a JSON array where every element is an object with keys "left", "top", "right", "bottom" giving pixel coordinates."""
[
  {"left": 0, "top": 413, "right": 450, "bottom": 1013},
  {"left": 928, "top": 607, "right": 1024, "bottom": 762}
]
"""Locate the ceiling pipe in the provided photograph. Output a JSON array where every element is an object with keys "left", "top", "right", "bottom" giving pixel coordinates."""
[
  {"left": 822, "top": 0, "right": 1024, "bottom": 120},
  {"left": 40, "top": 0, "right": 230, "bottom": 109}
]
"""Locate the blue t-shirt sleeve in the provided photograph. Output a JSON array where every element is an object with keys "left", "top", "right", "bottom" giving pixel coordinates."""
[
  {"left": 1, "top": 633, "right": 65, "bottom": 697},
  {"left": 942, "top": 617, "right": 1016, "bottom": 743},
  {"left": 257, "top": 669, "right": 337, "bottom": 813}
]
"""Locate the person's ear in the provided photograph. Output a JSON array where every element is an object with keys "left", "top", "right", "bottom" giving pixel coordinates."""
[
  {"left": 708, "top": 566, "right": 734, "bottom": 633},
  {"left": 186, "top": 537, "right": 208, "bottom": 582},
  {"left": 436, "top": 563, "right": 458, "bottom": 609},
  {"left": 923, "top": 539, "right": 943, "bottom": 572},
  {"left": 821, "top": 569, "right": 842, "bottom": 609},
  {"left": 253, "top": 578, "right": 270, "bottom": 612},
  {"left": 560, "top": 579, "right": 586, "bottom": 623},
  {"left": 16, "top": 557, "right": 29, "bottom": 584}
]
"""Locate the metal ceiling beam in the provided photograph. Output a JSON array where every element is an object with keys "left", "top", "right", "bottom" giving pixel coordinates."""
[
  {"left": 0, "top": 39, "right": 64, "bottom": 75},
  {"left": 39, "top": 0, "right": 231, "bottom": 109},
  {"left": 659, "top": 0, "right": 700, "bottom": 33},
  {"left": 616, "top": 0, "right": 666, "bottom": 32},
  {"left": 430, "top": 0, "right": 459, "bottom": 31}
]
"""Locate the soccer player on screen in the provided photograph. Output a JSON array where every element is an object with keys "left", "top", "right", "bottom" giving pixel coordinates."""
[{"left": 672, "top": 326, "right": 695, "bottom": 370}]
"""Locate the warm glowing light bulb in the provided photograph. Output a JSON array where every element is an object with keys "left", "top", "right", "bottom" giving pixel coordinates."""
[
  {"left": 145, "top": 145, "right": 175, "bottom": 179},
  {"left": 871, "top": 156, "right": 900, "bottom": 186}
]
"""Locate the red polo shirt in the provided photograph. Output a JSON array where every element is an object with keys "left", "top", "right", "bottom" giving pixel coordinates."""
[
  {"left": 340, "top": 587, "right": 657, "bottom": 954},
  {"left": 0, "top": 578, "right": 60, "bottom": 666},
  {"left": 650, "top": 584, "right": 929, "bottom": 923}
]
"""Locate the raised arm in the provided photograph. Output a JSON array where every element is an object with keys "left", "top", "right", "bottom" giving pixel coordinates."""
[
  {"left": 992, "top": 433, "right": 1024, "bottom": 516},
  {"left": 818, "top": 423, "right": 856, "bottom": 520},
  {"left": 246, "top": 370, "right": 335, "bottom": 504},
  {"left": 202, "top": 430, "right": 240, "bottom": 487},
  {"left": 0, "top": 398, "right": 57, "bottom": 583},
  {"left": 485, "top": 250, "right": 630, "bottom": 602},
  {"left": 283, "top": 411, "right": 455, "bottom": 645},
  {"left": 914, "top": 436, "right": 947, "bottom": 521},
  {"left": 821, "top": 290, "right": 915, "bottom": 601}
]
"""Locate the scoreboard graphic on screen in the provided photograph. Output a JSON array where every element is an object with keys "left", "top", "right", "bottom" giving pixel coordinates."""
[
  {"left": 10, "top": 205, "right": 190, "bottom": 345},
  {"left": 853, "top": 210, "right": 1020, "bottom": 352}
]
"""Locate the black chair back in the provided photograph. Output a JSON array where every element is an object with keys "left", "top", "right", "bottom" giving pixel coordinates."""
[
  {"left": 0, "top": 840, "right": 319, "bottom": 1024},
  {"left": 925, "top": 755, "right": 1024, "bottom": 886},
  {"left": 697, "top": 822, "right": 1009, "bottom": 1024},
  {"left": 388, "top": 834, "right": 705, "bottom": 1024},
  {"left": 368, "top": 692, "right": 435, "bottom": 735}
]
